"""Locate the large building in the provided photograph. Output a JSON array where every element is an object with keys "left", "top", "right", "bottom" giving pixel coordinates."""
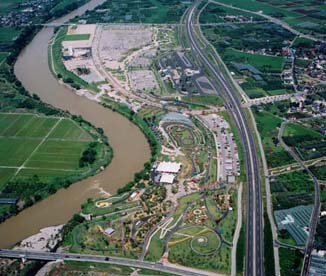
[{"left": 156, "top": 161, "right": 181, "bottom": 173}]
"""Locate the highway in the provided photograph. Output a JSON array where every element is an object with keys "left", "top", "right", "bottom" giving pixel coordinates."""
[
  {"left": 185, "top": 1, "right": 263, "bottom": 276},
  {"left": 0, "top": 249, "right": 216, "bottom": 276}
]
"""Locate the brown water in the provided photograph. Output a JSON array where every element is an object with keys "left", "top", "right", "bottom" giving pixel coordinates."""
[{"left": 0, "top": 0, "right": 150, "bottom": 248}]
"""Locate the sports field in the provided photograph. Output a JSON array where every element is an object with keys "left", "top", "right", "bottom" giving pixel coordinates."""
[{"left": 0, "top": 113, "right": 94, "bottom": 189}]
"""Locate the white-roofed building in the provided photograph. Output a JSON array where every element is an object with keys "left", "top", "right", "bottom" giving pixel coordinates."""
[
  {"left": 160, "top": 173, "right": 175, "bottom": 184},
  {"left": 156, "top": 161, "right": 181, "bottom": 173}
]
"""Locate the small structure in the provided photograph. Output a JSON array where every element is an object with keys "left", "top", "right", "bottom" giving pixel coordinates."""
[
  {"left": 104, "top": 227, "right": 115, "bottom": 236},
  {"left": 156, "top": 161, "right": 181, "bottom": 174},
  {"left": 274, "top": 205, "right": 312, "bottom": 245},
  {"left": 0, "top": 198, "right": 18, "bottom": 205},
  {"left": 160, "top": 173, "right": 175, "bottom": 184}
]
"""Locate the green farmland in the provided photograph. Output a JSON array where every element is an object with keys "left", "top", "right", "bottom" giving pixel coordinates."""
[
  {"left": 253, "top": 110, "right": 293, "bottom": 168},
  {"left": 0, "top": 0, "right": 24, "bottom": 15},
  {"left": 0, "top": 27, "right": 21, "bottom": 44},
  {"left": 64, "top": 34, "right": 91, "bottom": 41},
  {"left": 223, "top": 49, "right": 284, "bottom": 73},
  {"left": 0, "top": 53, "right": 8, "bottom": 64},
  {"left": 0, "top": 113, "right": 95, "bottom": 187}
]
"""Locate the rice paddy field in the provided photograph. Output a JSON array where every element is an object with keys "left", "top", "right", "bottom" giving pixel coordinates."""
[{"left": 0, "top": 113, "right": 94, "bottom": 189}]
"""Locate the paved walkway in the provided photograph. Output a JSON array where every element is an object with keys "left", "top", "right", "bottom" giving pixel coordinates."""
[{"left": 231, "top": 182, "right": 242, "bottom": 276}]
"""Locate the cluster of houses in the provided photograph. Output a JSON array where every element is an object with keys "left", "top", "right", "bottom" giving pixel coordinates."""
[
  {"left": 0, "top": 0, "right": 54, "bottom": 27},
  {"left": 221, "top": 15, "right": 253, "bottom": 23}
]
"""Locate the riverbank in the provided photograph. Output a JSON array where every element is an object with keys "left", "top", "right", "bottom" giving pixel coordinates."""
[{"left": 0, "top": 0, "right": 150, "bottom": 248}]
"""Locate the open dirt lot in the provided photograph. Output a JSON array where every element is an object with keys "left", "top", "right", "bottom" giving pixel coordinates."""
[{"left": 99, "top": 24, "right": 153, "bottom": 69}]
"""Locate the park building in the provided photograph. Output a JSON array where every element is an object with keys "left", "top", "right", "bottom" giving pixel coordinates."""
[
  {"left": 152, "top": 161, "right": 182, "bottom": 185},
  {"left": 156, "top": 161, "right": 181, "bottom": 173}
]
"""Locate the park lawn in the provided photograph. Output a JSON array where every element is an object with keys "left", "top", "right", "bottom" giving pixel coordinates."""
[
  {"left": 59, "top": 260, "right": 174, "bottom": 275},
  {"left": 224, "top": 48, "right": 284, "bottom": 73},
  {"left": 218, "top": 191, "right": 238, "bottom": 242},
  {"left": 145, "top": 230, "right": 166, "bottom": 262},
  {"left": 182, "top": 95, "right": 223, "bottom": 107},
  {"left": 168, "top": 227, "right": 231, "bottom": 273},
  {"left": 145, "top": 193, "right": 202, "bottom": 262},
  {"left": 206, "top": 197, "right": 223, "bottom": 221},
  {"left": 51, "top": 27, "right": 99, "bottom": 92},
  {"left": 64, "top": 34, "right": 91, "bottom": 41},
  {"left": 81, "top": 193, "right": 130, "bottom": 215}
]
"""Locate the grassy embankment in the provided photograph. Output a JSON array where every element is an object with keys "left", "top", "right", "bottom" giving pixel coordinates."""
[{"left": 50, "top": 27, "right": 99, "bottom": 92}]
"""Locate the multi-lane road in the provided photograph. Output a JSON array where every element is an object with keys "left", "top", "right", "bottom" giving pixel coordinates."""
[
  {"left": 0, "top": 249, "right": 218, "bottom": 276},
  {"left": 185, "top": 1, "right": 263, "bottom": 275}
]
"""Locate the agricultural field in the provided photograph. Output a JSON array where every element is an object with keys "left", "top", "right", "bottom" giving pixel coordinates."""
[
  {"left": 199, "top": 3, "right": 264, "bottom": 24},
  {"left": 279, "top": 248, "right": 303, "bottom": 276},
  {"left": 0, "top": 0, "right": 24, "bottom": 15},
  {"left": 270, "top": 171, "right": 314, "bottom": 210},
  {"left": 50, "top": 0, "right": 87, "bottom": 14},
  {"left": 310, "top": 165, "right": 326, "bottom": 181},
  {"left": 212, "top": 0, "right": 326, "bottom": 38},
  {"left": 75, "top": 0, "right": 190, "bottom": 24},
  {"left": 201, "top": 20, "right": 294, "bottom": 99},
  {"left": 0, "top": 113, "right": 108, "bottom": 217},
  {"left": 0, "top": 27, "right": 21, "bottom": 44},
  {"left": 282, "top": 123, "right": 326, "bottom": 160},
  {"left": 0, "top": 53, "right": 8, "bottom": 64},
  {"left": 253, "top": 109, "right": 293, "bottom": 168}
]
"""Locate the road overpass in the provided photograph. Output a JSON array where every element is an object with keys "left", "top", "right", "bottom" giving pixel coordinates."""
[
  {"left": 185, "top": 1, "right": 263, "bottom": 275},
  {"left": 0, "top": 249, "right": 217, "bottom": 276}
]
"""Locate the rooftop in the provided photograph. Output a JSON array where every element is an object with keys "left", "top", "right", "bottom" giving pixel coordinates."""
[
  {"left": 160, "top": 173, "right": 175, "bottom": 184},
  {"left": 156, "top": 161, "right": 181, "bottom": 173}
]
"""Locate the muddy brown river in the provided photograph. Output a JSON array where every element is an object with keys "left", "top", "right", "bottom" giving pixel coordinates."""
[{"left": 0, "top": 0, "right": 150, "bottom": 248}]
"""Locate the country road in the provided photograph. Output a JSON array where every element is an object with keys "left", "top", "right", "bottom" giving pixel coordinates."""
[
  {"left": 209, "top": 0, "right": 325, "bottom": 43},
  {"left": 278, "top": 122, "right": 321, "bottom": 276}
]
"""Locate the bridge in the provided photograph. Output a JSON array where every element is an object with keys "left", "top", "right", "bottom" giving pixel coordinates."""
[{"left": 0, "top": 249, "right": 217, "bottom": 276}]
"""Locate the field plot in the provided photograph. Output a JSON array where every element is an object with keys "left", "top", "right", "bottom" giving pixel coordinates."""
[
  {"left": 282, "top": 123, "right": 326, "bottom": 160},
  {"left": 76, "top": 0, "right": 189, "bottom": 24},
  {"left": 0, "top": 113, "right": 93, "bottom": 189},
  {"left": 253, "top": 110, "right": 293, "bottom": 168}
]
